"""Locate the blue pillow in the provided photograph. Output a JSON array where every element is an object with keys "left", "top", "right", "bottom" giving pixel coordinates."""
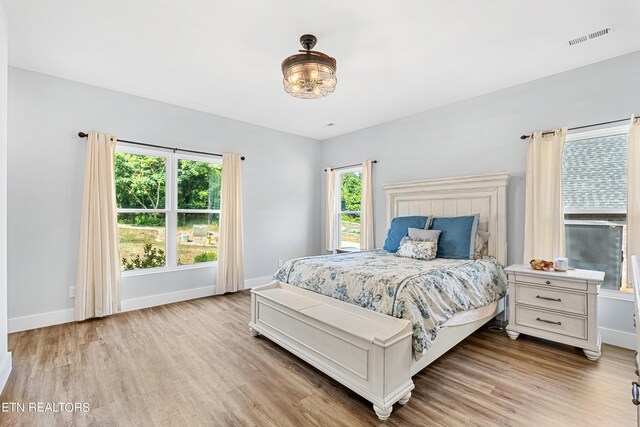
[
  {"left": 383, "top": 216, "right": 430, "bottom": 253},
  {"left": 430, "top": 214, "right": 479, "bottom": 259}
]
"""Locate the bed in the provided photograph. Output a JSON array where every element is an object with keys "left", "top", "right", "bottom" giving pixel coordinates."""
[
  {"left": 249, "top": 172, "right": 510, "bottom": 420},
  {"left": 274, "top": 251, "right": 507, "bottom": 357}
]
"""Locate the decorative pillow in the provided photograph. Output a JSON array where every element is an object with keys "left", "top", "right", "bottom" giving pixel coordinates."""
[
  {"left": 395, "top": 237, "right": 438, "bottom": 261},
  {"left": 429, "top": 214, "right": 479, "bottom": 259},
  {"left": 383, "top": 216, "right": 431, "bottom": 253},
  {"left": 474, "top": 230, "right": 490, "bottom": 259},
  {"left": 408, "top": 227, "right": 441, "bottom": 242}
]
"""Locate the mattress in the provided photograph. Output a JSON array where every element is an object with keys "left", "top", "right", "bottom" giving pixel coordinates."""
[
  {"left": 445, "top": 300, "right": 499, "bottom": 326},
  {"left": 274, "top": 250, "right": 507, "bottom": 358}
]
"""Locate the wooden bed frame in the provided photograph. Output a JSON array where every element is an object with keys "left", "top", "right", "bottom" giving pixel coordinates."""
[{"left": 249, "top": 172, "right": 510, "bottom": 420}]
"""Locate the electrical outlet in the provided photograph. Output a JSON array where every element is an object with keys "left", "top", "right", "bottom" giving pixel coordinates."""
[
  {"left": 69, "top": 286, "right": 76, "bottom": 298},
  {"left": 278, "top": 259, "right": 283, "bottom": 267}
]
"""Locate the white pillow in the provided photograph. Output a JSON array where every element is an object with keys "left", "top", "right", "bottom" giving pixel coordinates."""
[
  {"left": 395, "top": 237, "right": 438, "bottom": 261},
  {"left": 408, "top": 227, "right": 441, "bottom": 241}
]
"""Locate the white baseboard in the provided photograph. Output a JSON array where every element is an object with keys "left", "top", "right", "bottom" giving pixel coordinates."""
[
  {"left": 8, "top": 276, "right": 274, "bottom": 333},
  {"left": 8, "top": 308, "right": 75, "bottom": 333},
  {"left": 0, "top": 351, "right": 12, "bottom": 393},
  {"left": 244, "top": 275, "right": 272, "bottom": 289},
  {"left": 600, "top": 327, "right": 635, "bottom": 350},
  {"left": 13, "top": 274, "right": 634, "bottom": 352},
  {"left": 120, "top": 285, "right": 215, "bottom": 312}
]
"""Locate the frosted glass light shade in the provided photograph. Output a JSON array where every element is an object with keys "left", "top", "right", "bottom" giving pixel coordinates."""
[{"left": 281, "top": 51, "right": 337, "bottom": 99}]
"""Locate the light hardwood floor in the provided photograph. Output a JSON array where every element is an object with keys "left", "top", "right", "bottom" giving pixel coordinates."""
[{"left": 1, "top": 291, "right": 635, "bottom": 426}]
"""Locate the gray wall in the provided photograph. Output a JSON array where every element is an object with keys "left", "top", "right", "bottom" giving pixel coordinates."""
[
  {"left": 7, "top": 68, "right": 321, "bottom": 319},
  {"left": 320, "top": 50, "right": 640, "bottom": 340},
  {"left": 0, "top": 2, "right": 9, "bottom": 365},
  {"left": 6, "top": 50, "right": 639, "bottom": 344}
]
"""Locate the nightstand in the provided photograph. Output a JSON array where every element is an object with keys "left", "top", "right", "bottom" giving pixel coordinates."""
[{"left": 504, "top": 264, "right": 604, "bottom": 361}]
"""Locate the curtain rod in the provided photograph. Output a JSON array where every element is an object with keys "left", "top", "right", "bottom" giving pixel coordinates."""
[
  {"left": 77, "top": 132, "right": 245, "bottom": 160},
  {"left": 519, "top": 117, "right": 633, "bottom": 140},
  {"left": 324, "top": 160, "right": 377, "bottom": 172}
]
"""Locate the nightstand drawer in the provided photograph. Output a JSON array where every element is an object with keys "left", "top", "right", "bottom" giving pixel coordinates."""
[
  {"left": 515, "top": 284, "right": 587, "bottom": 316},
  {"left": 513, "top": 273, "right": 587, "bottom": 291},
  {"left": 515, "top": 306, "right": 587, "bottom": 340}
]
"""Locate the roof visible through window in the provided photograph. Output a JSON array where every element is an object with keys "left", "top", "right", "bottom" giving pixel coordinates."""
[{"left": 563, "top": 133, "right": 627, "bottom": 211}]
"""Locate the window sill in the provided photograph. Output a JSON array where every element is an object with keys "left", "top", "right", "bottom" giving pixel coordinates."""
[
  {"left": 335, "top": 248, "right": 361, "bottom": 254},
  {"left": 121, "top": 261, "right": 217, "bottom": 277},
  {"left": 599, "top": 289, "right": 634, "bottom": 301}
]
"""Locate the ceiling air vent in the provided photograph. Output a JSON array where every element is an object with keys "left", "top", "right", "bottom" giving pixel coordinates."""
[{"left": 568, "top": 26, "right": 612, "bottom": 46}]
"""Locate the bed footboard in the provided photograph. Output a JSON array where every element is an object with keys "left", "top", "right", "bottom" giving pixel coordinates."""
[{"left": 249, "top": 281, "right": 414, "bottom": 421}]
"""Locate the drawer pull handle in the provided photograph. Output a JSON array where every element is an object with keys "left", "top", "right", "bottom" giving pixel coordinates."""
[
  {"left": 633, "top": 382, "right": 640, "bottom": 406},
  {"left": 536, "top": 295, "right": 562, "bottom": 302},
  {"left": 545, "top": 280, "right": 551, "bottom": 285},
  {"left": 536, "top": 317, "right": 561, "bottom": 325}
]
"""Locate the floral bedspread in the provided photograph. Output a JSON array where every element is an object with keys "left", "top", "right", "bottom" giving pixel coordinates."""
[{"left": 273, "top": 250, "right": 507, "bottom": 358}]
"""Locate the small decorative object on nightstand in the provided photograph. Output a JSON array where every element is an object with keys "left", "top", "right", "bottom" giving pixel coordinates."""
[{"left": 505, "top": 264, "right": 604, "bottom": 361}]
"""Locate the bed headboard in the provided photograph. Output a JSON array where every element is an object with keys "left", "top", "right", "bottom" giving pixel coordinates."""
[{"left": 383, "top": 172, "right": 510, "bottom": 266}]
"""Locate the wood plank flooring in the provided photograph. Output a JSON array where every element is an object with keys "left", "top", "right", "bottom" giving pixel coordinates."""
[{"left": 1, "top": 290, "right": 635, "bottom": 426}]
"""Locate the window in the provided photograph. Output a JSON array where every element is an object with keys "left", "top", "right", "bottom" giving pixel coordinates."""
[
  {"left": 176, "top": 158, "right": 222, "bottom": 265},
  {"left": 335, "top": 168, "right": 362, "bottom": 250},
  {"left": 114, "top": 146, "right": 222, "bottom": 272},
  {"left": 562, "top": 126, "right": 628, "bottom": 291},
  {"left": 115, "top": 151, "right": 168, "bottom": 271}
]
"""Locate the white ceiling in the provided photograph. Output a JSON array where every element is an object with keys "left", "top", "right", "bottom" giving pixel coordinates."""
[{"left": 5, "top": 1, "right": 640, "bottom": 140}]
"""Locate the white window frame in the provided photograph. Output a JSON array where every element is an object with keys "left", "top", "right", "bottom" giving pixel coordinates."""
[
  {"left": 116, "top": 144, "right": 222, "bottom": 277},
  {"left": 563, "top": 124, "right": 629, "bottom": 293},
  {"left": 334, "top": 166, "right": 363, "bottom": 250}
]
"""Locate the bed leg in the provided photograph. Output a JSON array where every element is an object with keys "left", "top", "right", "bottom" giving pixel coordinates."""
[
  {"left": 398, "top": 392, "right": 411, "bottom": 405},
  {"left": 249, "top": 326, "right": 259, "bottom": 337},
  {"left": 373, "top": 405, "right": 392, "bottom": 421}
]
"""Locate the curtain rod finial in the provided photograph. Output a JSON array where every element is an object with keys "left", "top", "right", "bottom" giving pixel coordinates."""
[
  {"left": 520, "top": 135, "right": 528, "bottom": 140},
  {"left": 78, "top": 131, "right": 89, "bottom": 138},
  {"left": 241, "top": 156, "right": 246, "bottom": 161}
]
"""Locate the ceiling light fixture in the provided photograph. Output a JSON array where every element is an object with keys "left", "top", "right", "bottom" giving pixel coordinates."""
[{"left": 281, "top": 34, "right": 337, "bottom": 99}]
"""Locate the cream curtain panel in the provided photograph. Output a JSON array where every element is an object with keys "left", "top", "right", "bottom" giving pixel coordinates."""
[
  {"left": 523, "top": 128, "right": 567, "bottom": 262},
  {"left": 628, "top": 115, "right": 640, "bottom": 286},
  {"left": 360, "top": 160, "right": 375, "bottom": 250},
  {"left": 216, "top": 153, "right": 245, "bottom": 294},
  {"left": 75, "top": 131, "right": 121, "bottom": 321},
  {"left": 325, "top": 168, "right": 336, "bottom": 251}
]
